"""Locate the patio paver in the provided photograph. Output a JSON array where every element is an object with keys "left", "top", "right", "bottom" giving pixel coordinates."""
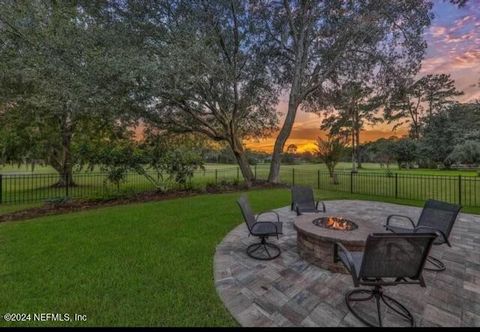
[{"left": 214, "top": 200, "right": 480, "bottom": 327}]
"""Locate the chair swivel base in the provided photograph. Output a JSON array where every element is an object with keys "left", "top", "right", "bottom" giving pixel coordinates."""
[
  {"left": 247, "top": 237, "right": 281, "bottom": 260},
  {"left": 346, "top": 286, "right": 415, "bottom": 327},
  {"left": 424, "top": 255, "right": 446, "bottom": 272}
]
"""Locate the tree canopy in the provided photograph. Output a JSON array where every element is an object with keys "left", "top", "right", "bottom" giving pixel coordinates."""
[
  {"left": 0, "top": 1, "right": 143, "bottom": 185},
  {"left": 252, "top": 0, "right": 433, "bottom": 182},
  {"left": 129, "top": 0, "right": 279, "bottom": 186}
]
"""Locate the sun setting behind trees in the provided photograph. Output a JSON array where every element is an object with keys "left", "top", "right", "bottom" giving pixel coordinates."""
[{"left": 0, "top": 0, "right": 479, "bottom": 186}]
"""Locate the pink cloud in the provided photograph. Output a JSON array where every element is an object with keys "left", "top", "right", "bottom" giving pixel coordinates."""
[
  {"left": 452, "top": 15, "right": 475, "bottom": 29},
  {"left": 431, "top": 26, "right": 447, "bottom": 37},
  {"left": 453, "top": 50, "right": 480, "bottom": 69}
]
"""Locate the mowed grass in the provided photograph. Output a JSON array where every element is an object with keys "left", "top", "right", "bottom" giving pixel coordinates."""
[
  {"left": 0, "top": 189, "right": 292, "bottom": 327},
  {"left": 1, "top": 188, "right": 479, "bottom": 327}
]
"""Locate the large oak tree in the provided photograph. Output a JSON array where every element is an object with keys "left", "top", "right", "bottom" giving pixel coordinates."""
[
  {"left": 136, "top": 0, "right": 278, "bottom": 186},
  {"left": 252, "top": 0, "right": 433, "bottom": 183},
  {"left": 0, "top": 1, "right": 141, "bottom": 186}
]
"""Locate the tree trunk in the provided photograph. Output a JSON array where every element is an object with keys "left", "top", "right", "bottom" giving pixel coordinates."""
[
  {"left": 268, "top": 97, "right": 299, "bottom": 183},
  {"left": 356, "top": 127, "right": 362, "bottom": 169},
  {"left": 52, "top": 166, "right": 74, "bottom": 187},
  {"left": 229, "top": 135, "right": 254, "bottom": 187},
  {"left": 410, "top": 120, "right": 420, "bottom": 140},
  {"left": 351, "top": 128, "right": 357, "bottom": 173},
  {"left": 327, "top": 164, "right": 339, "bottom": 184},
  {"left": 50, "top": 128, "right": 75, "bottom": 187}
]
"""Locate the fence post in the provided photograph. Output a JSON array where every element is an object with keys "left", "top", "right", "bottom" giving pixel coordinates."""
[
  {"left": 254, "top": 165, "right": 257, "bottom": 180},
  {"left": 0, "top": 174, "right": 2, "bottom": 204},
  {"left": 65, "top": 172, "right": 69, "bottom": 198},
  {"left": 292, "top": 168, "right": 295, "bottom": 185},
  {"left": 215, "top": 169, "right": 218, "bottom": 184},
  {"left": 395, "top": 173, "right": 398, "bottom": 198},
  {"left": 458, "top": 175, "right": 462, "bottom": 205},
  {"left": 237, "top": 167, "right": 239, "bottom": 181},
  {"left": 350, "top": 171, "right": 354, "bottom": 194},
  {"left": 317, "top": 170, "right": 320, "bottom": 189}
]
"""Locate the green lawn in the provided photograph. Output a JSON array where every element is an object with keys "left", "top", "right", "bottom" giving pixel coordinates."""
[
  {"left": 0, "top": 188, "right": 479, "bottom": 327},
  {"left": 0, "top": 189, "right": 291, "bottom": 327}
]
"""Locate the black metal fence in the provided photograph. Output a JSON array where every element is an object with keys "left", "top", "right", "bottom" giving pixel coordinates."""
[
  {"left": 1, "top": 166, "right": 479, "bottom": 207},
  {"left": 285, "top": 170, "right": 480, "bottom": 207},
  {"left": 0, "top": 167, "right": 244, "bottom": 205}
]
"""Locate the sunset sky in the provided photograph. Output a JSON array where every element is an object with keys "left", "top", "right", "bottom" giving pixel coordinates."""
[{"left": 246, "top": 1, "right": 480, "bottom": 153}]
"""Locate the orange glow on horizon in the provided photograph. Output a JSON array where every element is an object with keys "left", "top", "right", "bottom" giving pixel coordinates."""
[
  {"left": 245, "top": 108, "right": 409, "bottom": 153},
  {"left": 245, "top": 127, "right": 408, "bottom": 153}
]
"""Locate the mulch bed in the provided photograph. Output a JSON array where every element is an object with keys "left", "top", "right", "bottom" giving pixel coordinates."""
[{"left": 0, "top": 181, "right": 287, "bottom": 223}]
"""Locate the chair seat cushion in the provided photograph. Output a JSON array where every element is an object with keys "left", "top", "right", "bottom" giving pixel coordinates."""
[{"left": 251, "top": 222, "right": 282, "bottom": 236}]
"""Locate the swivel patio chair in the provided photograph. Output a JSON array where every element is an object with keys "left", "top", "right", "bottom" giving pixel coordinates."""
[
  {"left": 237, "top": 195, "right": 283, "bottom": 260},
  {"left": 334, "top": 233, "right": 437, "bottom": 327},
  {"left": 291, "top": 185, "right": 326, "bottom": 216},
  {"left": 384, "top": 199, "right": 462, "bottom": 272}
]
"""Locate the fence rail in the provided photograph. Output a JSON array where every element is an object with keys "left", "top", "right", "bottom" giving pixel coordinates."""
[{"left": 1, "top": 166, "right": 479, "bottom": 207}]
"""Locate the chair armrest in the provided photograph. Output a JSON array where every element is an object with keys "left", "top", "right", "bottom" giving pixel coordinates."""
[
  {"left": 251, "top": 221, "right": 281, "bottom": 234},
  {"left": 334, "top": 242, "right": 358, "bottom": 285},
  {"left": 413, "top": 226, "right": 450, "bottom": 246},
  {"left": 316, "top": 201, "right": 326, "bottom": 212},
  {"left": 385, "top": 214, "right": 416, "bottom": 230},
  {"left": 256, "top": 211, "right": 280, "bottom": 222}
]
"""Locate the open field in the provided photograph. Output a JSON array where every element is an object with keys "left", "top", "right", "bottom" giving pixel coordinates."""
[
  {"left": 1, "top": 188, "right": 477, "bottom": 327},
  {"left": 1, "top": 163, "right": 479, "bottom": 206},
  {"left": 1, "top": 162, "right": 479, "bottom": 176}
]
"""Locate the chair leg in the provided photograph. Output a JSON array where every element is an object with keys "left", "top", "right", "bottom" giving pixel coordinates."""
[
  {"left": 246, "top": 237, "right": 281, "bottom": 260},
  {"left": 345, "top": 286, "right": 415, "bottom": 327},
  {"left": 424, "top": 255, "right": 446, "bottom": 272}
]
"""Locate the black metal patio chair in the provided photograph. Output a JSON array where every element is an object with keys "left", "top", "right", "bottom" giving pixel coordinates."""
[
  {"left": 334, "top": 233, "right": 437, "bottom": 327},
  {"left": 384, "top": 199, "right": 462, "bottom": 272},
  {"left": 291, "top": 185, "right": 326, "bottom": 215},
  {"left": 237, "top": 195, "right": 283, "bottom": 260}
]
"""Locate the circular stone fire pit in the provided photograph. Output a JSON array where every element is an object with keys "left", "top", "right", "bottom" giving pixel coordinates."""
[{"left": 294, "top": 214, "right": 383, "bottom": 274}]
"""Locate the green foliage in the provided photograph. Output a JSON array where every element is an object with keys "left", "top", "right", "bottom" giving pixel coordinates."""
[
  {"left": 362, "top": 138, "right": 398, "bottom": 168},
  {"left": 79, "top": 132, "right": 205, "bottom": 191},
  {"left": 385, "top": 74, "right": 463, "bottom": 139},
  {"left": 419, "top": 103, "right": 480, "bottom": 167},
  {"left": 391, "top": 138, "right": 418, "bottom": 168},
  {"left": 447, "top": 141, "right": 480, "bottom": 165},
  {"left": 281, "top": 153, "right": 297, "bottom": 165},
  {"left": 141, "top": 131, "right": 205, "bottom": 188},
  {"left": 315, "top": 135, "right": 347, "bottom": 182},
  {"left": 0, "top": 1, "right": 142, "bottom": 184}
]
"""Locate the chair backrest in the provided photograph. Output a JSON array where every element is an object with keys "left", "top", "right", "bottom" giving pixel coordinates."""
[
  {"left": 359, "top": 233, "right": 436, "bottom": 280},
  {"left": 291, "top": 185, "right": 315, "bottom": 207},
  {"left": 417, "top": 199, "right": 462, "bottom": 240},
  {"left": 237, "top": 195, "right": 256, "bottom": 233}
]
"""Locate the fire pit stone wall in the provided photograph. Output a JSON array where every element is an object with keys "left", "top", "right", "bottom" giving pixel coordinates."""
[{"left": 294, "top": 214, "right": 382, "bottom": 274}]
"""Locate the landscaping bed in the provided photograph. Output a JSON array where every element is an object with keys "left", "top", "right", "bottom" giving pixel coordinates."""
[{"left": 0, "top": 181, "right": 287, "bottom": 223}]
